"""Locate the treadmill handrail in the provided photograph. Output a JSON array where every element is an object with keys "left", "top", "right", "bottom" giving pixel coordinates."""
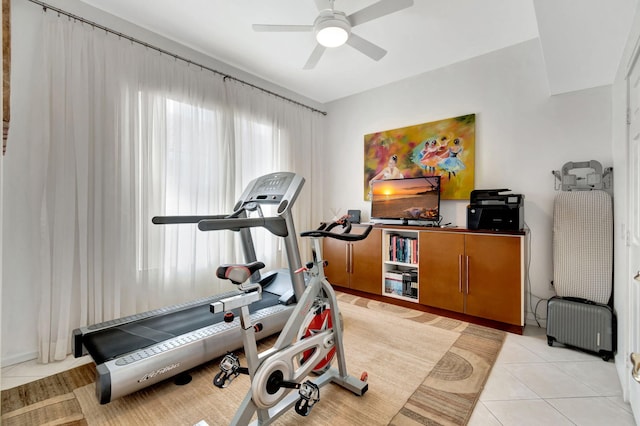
[
  {"left": 198, "top": 217, "right": 288, "bottom": 237},
  {"left": 152, "top": 215, "right": 227, "bottom": 224}
]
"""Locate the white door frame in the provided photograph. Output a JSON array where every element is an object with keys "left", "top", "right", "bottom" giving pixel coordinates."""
[{"left": 625, "top": 42, "right": 640, "bottom": 423}]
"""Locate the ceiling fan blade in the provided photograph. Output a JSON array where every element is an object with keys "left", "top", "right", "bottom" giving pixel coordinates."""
[
  {"left": 303, "top": 44, "right": 327, "bottom": 70},
  {"left": 348, "top": 0, "right": 414, "bottom": 27},
  {"left": 252, "top": 24, "right": 314, "bottom": 32},
  {"left": 346, "top": 33, "right": 387, "bottom": 61},
  {"left": 314, "top": 0, "right": 331, "bottom": 11}
]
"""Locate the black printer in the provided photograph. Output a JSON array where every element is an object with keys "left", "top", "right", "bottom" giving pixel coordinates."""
[{"left": 467, "top": 189, "right": 524, "bottom": 231}]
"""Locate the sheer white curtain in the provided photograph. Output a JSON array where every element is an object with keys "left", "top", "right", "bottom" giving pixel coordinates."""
[
  {"left": 35, "top": 16, "right": 141, "bottom": 362},
  {"left": 135, "top": 59, "right": 238, "bottom": 311},
  {"left": 225, "top": 80, "right": 324, "bottom": 265},
  {"left": 32, "top": 13, "right": 323, "bottom": 363}
]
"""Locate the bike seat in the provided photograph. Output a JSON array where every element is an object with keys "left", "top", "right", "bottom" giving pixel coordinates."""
[{"left": 216, "top": 261, "right": 265, "bottom": 285}]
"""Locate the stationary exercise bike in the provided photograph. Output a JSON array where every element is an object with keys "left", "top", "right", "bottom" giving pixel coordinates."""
[{"left": 211, "top": 218, "right": 371, "bottom": 425}]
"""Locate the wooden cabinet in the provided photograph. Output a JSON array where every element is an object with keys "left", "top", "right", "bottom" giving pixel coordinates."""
[
  {"left": 419, "top": 231, "right": 523, "bottom": 326},
  {"left": 323, "top": 228, "right": 382, "bottom": 294},
  {"left": 464, "top": 234, "right": 522, "bottom": 325},
  {"left": 323, "top": 225, "right": 525, "bottom": 327},
  {"left": 419, "top": 232, "right": 465, "bottom": 313}
]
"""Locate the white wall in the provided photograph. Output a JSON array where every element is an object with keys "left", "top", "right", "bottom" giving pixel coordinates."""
[
  {"left": 323, "top": 39, "right": 613, "bottom": 326},
  {"left": 1, "top": 0, "right": 4, "bottom": 375},
  {"left": 2, "top": 0, "right": 44, "bottom": 366}
]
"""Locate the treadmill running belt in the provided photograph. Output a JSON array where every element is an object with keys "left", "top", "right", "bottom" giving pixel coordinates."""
[{"left": 82, "top": 291, "right": 280, "bottom": 364}]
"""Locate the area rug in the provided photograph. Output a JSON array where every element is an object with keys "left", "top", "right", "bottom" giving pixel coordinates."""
[{"left": 1, "top": 293, "right": 505, "bottom": 425}]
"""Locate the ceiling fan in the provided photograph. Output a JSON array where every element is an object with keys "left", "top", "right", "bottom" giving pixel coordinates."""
[{"left": 252, "top": 0, "right": 414, "bottom": 70}]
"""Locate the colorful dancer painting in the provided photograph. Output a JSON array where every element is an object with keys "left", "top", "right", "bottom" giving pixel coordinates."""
[{"left": 364, "top": 114, "right": 475, "bottom": 200}]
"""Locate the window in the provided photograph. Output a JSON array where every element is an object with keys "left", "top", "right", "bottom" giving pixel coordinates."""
[{"left": 135, "top": 91, "right": 286, "bottom": 298}]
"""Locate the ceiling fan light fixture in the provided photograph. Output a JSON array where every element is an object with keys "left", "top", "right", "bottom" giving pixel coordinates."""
[{"left": 315, "top": 14, "right": 350, "bottom": 48}]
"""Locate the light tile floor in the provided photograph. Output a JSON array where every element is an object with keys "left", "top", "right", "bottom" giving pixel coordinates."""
[
  {"left": 1, "top": 326, "right": 638, "bottom": 425},
  {"left": 469, "top": 326, "right": 637, "bottom": 426}
]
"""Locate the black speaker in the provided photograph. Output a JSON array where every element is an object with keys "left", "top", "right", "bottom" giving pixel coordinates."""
[{"left": 347, "top": 209, "right": 361, "bottom": 224}]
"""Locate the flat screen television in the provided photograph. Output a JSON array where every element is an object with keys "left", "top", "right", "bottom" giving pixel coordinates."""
[{"left": 370, "top": 176, "right": 441, "bottom": 225}]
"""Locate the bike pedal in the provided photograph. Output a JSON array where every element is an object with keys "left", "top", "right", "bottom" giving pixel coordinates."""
[
  {"left": 294, "top": 380, "right": 320, "bottom": 416},
  {"left": 213, "top": 353, "right": 242, "bottom": 388},
  {"left": 213, "top": 370, "right": 239, "bottom": 388}
]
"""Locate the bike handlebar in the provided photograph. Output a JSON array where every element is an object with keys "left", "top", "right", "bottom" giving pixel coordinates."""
[{"left": 300, "top": 220, "right": 373, "bottom": 242}]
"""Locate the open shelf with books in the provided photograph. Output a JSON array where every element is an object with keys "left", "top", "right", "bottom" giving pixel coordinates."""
[{"left": 382, "top": 229, "right": 419, "bottom": 302}]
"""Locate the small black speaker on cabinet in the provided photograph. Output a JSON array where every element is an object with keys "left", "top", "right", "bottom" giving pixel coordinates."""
[{"left": 347, "top": 209, "right": 361, "bottom": 224}]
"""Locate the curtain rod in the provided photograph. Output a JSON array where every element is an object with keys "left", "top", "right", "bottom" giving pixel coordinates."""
[{"left": 25, "top": 0, "right": 328, "bottom": 116}]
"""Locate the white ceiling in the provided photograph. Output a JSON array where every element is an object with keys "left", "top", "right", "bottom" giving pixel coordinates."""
[{"left": 77, "top": 0, "right": 637, "bottom": 104}]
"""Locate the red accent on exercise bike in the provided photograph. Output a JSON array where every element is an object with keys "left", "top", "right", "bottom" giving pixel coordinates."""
[{"left": 299, "top": 303, "right": 336, "bottom": 373}]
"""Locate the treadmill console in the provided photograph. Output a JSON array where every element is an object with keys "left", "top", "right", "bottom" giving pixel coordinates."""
[
  {"left": 246, "top": 172, "right": 294, "bottom": 203},
  {"left": 234, "top": 172, "right": 304, "bottom": 215}
]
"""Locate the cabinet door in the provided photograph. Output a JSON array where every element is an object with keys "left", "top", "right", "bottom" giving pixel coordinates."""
[
  {"left": 465, "top": 234, "right": 522, "bottom": 325},
  {"left": 323, "top": 238, "right": 350, "bottom": 288},
  {"left": 350, "top": 228, "right": 382, "bottom": 294},
  {"left": 419, "top": 232, "right": 465, "bottom": 312}
]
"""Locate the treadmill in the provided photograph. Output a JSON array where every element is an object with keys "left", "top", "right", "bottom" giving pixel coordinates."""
[{"left": 73, "top": 172, "right": 307, "bottom": 404}]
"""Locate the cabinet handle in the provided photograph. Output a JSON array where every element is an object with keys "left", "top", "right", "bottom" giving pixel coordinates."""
[
  {"left": 466, "top": 255, "right": 470, "bottom": 294},
  {"left": 458, "top": 254, "right": 463, "bottom": 293},
  {"left": 349, "top": 243, "right": 353, "bottom": 273},
  {"left": 345, "top": 244, "right": 350, "bottom": 273}
]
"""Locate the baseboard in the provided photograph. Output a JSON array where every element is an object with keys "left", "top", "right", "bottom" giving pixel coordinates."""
[{"left": 1, "top": 351, "right": 38, "bottom": 368}]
